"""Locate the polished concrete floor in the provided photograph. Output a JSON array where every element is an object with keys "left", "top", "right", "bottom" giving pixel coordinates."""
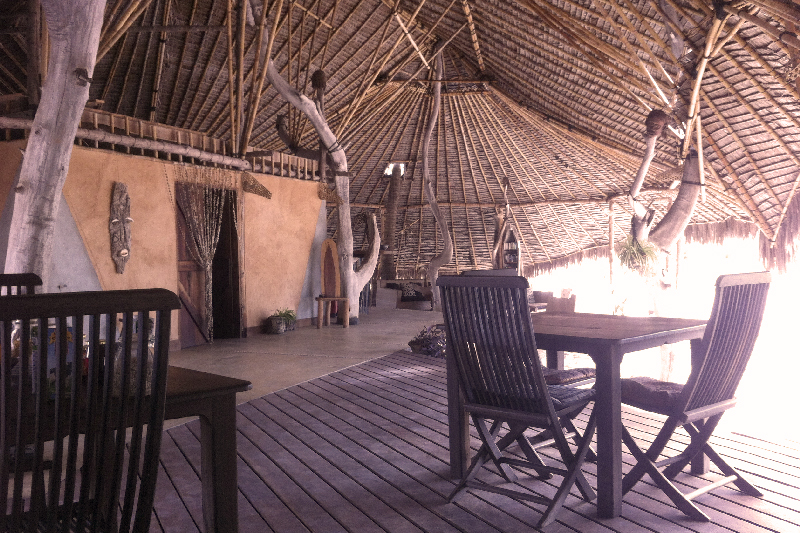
[{"left": 169, "top": 288, "right": 443, "bottom": 407}]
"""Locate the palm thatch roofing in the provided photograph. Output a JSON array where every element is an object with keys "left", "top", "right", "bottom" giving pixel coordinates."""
[{"left": 1, "top": 0, "right": 799, "bottom": 273}]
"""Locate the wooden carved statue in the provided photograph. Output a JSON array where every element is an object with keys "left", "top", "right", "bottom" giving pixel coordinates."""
[{"left": 109, "top": 181, "right": 132, "bottom": 273}]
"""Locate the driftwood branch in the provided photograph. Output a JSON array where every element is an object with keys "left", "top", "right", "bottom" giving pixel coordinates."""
[
  {"left": 649, "top": 150, "right": 702, "bottom": 250},
  {"left": 264, "top": 36, "right": 379, "bottom": 322},
  {"left": 422, "top": 47, "right": 452, "bottom": 311},
  {"left": 629, "top": 109, "right": 669, "bottom": 242},
  {"left": 4, "top": 0, "right": 107, "bottom": 282}
]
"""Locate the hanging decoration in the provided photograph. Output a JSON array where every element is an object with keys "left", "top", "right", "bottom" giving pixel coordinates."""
[
  {"left": 109, "top": 181, "right": 132, "bottom": 274},
  {"left": 242, "top": 171, "right": 272, "bottom": 199},
  {"left": 176, "top": 166, "right": 236, "bottom": 342}
]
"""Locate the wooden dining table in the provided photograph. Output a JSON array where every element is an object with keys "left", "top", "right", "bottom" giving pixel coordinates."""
[
  {"left": 165, "top": 366, "right": 252, "bottom": 533},
  {"left": 446, "top": 312, "right": 706, "bottom": 519}
]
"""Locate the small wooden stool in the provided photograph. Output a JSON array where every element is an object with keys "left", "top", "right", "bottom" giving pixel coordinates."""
[{"left": 315, "top": 296, "right": 350, "bottom": 328}]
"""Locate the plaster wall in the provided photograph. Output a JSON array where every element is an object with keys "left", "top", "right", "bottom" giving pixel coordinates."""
[
  {"left": 0, "top": 142, "right": 323, "bottom": 344},
  {"left": 243, "top": 173, "right": 322, "bottom": 329}
]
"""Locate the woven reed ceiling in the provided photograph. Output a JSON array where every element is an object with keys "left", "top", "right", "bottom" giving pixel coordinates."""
[{"left": 1, "top": 0, "right": 799, "bottom": 273}]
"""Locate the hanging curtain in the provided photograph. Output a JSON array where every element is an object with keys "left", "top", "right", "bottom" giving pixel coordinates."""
[{"left": 176, "top": 166, "right": 235, "bottom": 341}]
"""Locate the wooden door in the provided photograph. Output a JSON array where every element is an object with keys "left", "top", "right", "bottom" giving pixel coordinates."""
[{"left": 176, "top": 199, "right": 208, "bottom": 348}]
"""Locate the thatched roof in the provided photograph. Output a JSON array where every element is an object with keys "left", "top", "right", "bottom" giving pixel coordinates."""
[{"left": 1, "top": 0, "right": 799, "bottom": 272}]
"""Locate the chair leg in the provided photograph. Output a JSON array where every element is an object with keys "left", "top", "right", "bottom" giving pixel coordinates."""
[
  {"left": 663, "top": 417, "right": 721, "bottom": 480},
  {"left": 621, "top": 425, "right": 710, "bottom": 521},
  {"left": 537, "top": 411, "right": 598, "bottom": 528},
  {"left": 621, "top": 419, "right": 676, "bottom": 495},
  {"left": 562, "top": 417, "right": 597, "bottom": 462},
  {"left": 702, "top": 443, "right": 763, "bottom": 497},
  {"left": 475, "top": 417, "right": 519, "bottom": 482}
]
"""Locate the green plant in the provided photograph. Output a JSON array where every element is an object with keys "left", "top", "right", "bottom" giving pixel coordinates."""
[
  {"left": 273, "top": 308, "right": 297, "bottom": 321},
  {"left": 617, "top": 235, "right": 657, "bottom": 273}
]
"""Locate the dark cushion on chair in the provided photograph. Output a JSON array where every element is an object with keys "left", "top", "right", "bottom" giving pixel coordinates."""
[
  {"left": 400, "top": 283, "right": 429, "bottom": 301},
  {"left": 548, "top": 385, "right": 596, "bottom": 410},
  {"left": 542, "top": 367, "right": 596, "bottom": 386},
  {"left": 621, "top": 376, "right": 684, "bottom": 413}
]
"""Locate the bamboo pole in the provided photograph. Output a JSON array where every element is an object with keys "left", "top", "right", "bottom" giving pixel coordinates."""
[
  {"left": 240, "top": 0, "right": 284, "bottom": 155},
  {"left": 608, "top": 201, "right": 614, "bottom": 285},
  {"left": 722, "top": 4, "right": 800, "bottom": 50},
  {"left": 772, "top": 171, "right": 800, "bottom": 242},
  {"left": 593, "top": 0, "right": 675, "bottom": 97},
  {"left": 695, "top": 103, "right": 705, "bottom": 203},
  {"left": 337, "top": 5, "right": 415, "bottom": 138},
  {"left": 225, "top": 0, "right": 238, "bottom": 154},
  {"left": 518, "top": 0, "right": 655, "bottom": 111},
  {"left": 236, "top": 0, "right": 247, "bottom": 153},
  {"left": 150, "top": 0, "right": 171, "bottom": 122},
  {"left": 461, "top": 0, "right": 484, "bottom": 71},
  {"left": 341, "top": 22, "right": 468, "bottom": 141},
  {"left": 163, "top": 0, "right": 200, "bottom": 124},
  {"left": 680, "top": 14, "right": 725, "bottom": 159},
  {"left": 98, "top": 0, "right": 156, "bottom": 60}
]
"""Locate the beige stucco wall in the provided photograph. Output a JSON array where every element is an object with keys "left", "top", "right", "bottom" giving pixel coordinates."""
[
  {"left": 243, "top": 173, "right": 322, "bottom": 327},
  {"left": 64, "top": 147, "right": 179, "bottom": 292},
  {"left": 0, "top": 142, "right": 322, "bottom": 342}
]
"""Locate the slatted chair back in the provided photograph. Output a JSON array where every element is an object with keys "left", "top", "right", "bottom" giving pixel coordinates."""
[
  {"left": 437, "top": 274, "right": 597, "bottom": 528},
  {"left": 0, "top": 273, "right": 43, "bottom": 296},
  {"left": 438, "top": 275, "right": 552, "bottom": 414},
  {"left": 0, "top": 288, "right": 180, "bottom": 533},
  {"left": 680, "top": 271, "right": 770, "bottom": 413}
]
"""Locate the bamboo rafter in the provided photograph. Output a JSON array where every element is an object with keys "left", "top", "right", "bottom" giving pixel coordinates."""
[{"left": 460, "top": 0, "right": 484, "bottom": 72}]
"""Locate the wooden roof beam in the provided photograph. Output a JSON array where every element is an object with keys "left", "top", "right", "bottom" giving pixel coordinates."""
[
  {"left": 98, "top": 0, "right": 157, "bottom": 60},
  {"left": 340, "top": 21, "right": 468, "bottom": 141},
  {"left": 723, "top": 4, "right": 800, "bottom": 51},
  {"left": 460, "top": 0, "right": 485, "bottom": 72},
  {"left": 149, "top": 0, "right": 171, "bottom": 123},
  {"left": 518, "top": 0, "right": 658, "bottom": 112}
]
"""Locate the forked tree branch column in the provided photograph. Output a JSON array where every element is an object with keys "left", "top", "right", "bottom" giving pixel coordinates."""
[{"left": 4, "top": 0, "right": 107, "bottom": 282}]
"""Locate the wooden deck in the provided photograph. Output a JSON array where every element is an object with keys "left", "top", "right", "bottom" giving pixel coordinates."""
[{"left": 151, "top": 351, "right": 800, "bottom": 532}]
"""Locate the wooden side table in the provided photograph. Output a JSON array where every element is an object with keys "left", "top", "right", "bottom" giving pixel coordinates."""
[{"left": 315, "top": 296, "right": 350, "bottom": 328}]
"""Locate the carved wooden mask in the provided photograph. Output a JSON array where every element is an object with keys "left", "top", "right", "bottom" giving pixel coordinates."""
[{"left": 110, "top": 182, "right": 132, "bottom": 274}]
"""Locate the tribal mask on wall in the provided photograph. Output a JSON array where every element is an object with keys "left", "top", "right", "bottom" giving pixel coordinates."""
[{"left": 110, "top": 182, "right": 133, "bottom": 274}]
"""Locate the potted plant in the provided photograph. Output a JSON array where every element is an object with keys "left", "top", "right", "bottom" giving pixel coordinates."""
[{"left": 265, "top": 308, "right": 297, "bottom": 334}]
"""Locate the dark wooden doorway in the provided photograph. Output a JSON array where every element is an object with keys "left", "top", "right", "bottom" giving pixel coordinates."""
[
  {"left": 212, "top": 192, "right": 240, "bottom": 339},
  {"left": 176, "top": 187, "right": 241, "bottom": 348}
]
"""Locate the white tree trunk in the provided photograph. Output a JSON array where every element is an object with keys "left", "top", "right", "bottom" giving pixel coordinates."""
[
  {"left": 4, "top": 0, "right": 106, "bottom": 283},
  {"left": 265, "top": 55, "right": 379, "bottom": 323},
  {"left": 423, "top": 51, "right": 452, "bottom": 311}
]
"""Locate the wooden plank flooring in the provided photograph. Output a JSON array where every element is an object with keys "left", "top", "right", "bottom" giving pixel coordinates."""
[{"left": 151, "top": 351, "right": 800, "bottom": 532}]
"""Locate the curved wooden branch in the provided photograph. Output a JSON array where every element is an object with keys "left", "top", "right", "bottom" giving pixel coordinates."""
[
  {"left": 423, "top": 48, "right": 452, "bottom": 311},
  {"left": 265, "top": 51, "right": 378, "bottom": 321},
  {"left": 649, "top": 150, "right": 702, "bottom": 250},
  {"left": 629, "top": 110, "right": 670, "bottom": 242}
]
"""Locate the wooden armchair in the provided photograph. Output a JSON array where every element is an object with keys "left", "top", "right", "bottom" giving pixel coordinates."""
[
  {"left": 620, "top": 272, "right": 771, "bottom": 521},
  {"left": 437, "top": 275, "right": 597, "bottom": 528},
  {"left": 0, "top": 273, "right": 42, "bottom": 296},
  {"left": 0, "top": 288, "right": 180, "bottom": 532}
]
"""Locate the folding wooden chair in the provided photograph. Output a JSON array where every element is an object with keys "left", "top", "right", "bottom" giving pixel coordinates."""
[
  {"left": 438, "top": 275, "right": 597, "bottom": 528},
  {"left": 0, "top": 288, "right": 180, "bottom": 532},
  {"left": 620, "top": 272, "right": 771, "bottom": 521}
]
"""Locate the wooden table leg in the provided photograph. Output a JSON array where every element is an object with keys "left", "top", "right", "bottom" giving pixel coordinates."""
[
  {"left": 592, "top": 346, "right": 624, "bottom": 519},
  {"left": 447, "top": 350, "right": 469, "bottom": 479},
  {"left": 199, "top": 393, "right": 239, "bottom": 533},
  {"left": 545, "top": 349, "right": 564, "bottom": 370},
  {"left": 317, "top": 299, "right": 323, "bottom": 329}
]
